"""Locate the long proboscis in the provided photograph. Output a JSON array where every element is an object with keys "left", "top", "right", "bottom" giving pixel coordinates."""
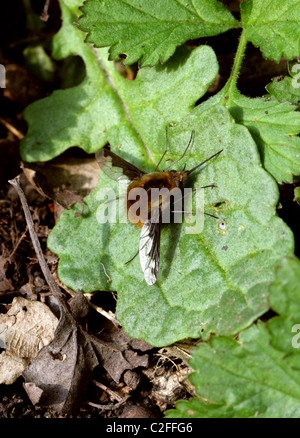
[
  {"left": 163, "top": 130, "right": 195, "bottom": 171},
  {"left": 188, "top": 149, "right": 223, "bottom": 175}
]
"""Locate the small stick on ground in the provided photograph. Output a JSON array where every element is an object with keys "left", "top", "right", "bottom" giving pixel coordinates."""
[
  {"left": 88, "top": 395, "right": 129, "bottom": 411},
  {"left": 0, "top": 117, "right": 24, "bottom": 140},
  {"left": 40, "top": 0, "right": 51, "bottom": 21},
  {"left": 9, "top": 226, "right": 28, "bottom": 259},
  {"left": 92, "top": 379, "right": 123, "bottom": 402},
  {"left": 8, "top": 176, "right": 65, "bottom": 304},
  {"left": 85, "top": 294, "right": 121, "bottom": 328},
  {"left": 52, "top": 269, "right": 76, "bottom": 298}
]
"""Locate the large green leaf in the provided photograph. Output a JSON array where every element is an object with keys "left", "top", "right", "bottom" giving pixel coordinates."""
[
  {"left": 77, "top": 0, "right": 238, "bottom": 67},
  {"left": 268, "top": 255, "right": 300, "bottom": 321},
  {"left": 20, "top": 0, "right": 296, "bottom": 347},
  {"left": 241, "top": 0, "right": 300, "bottom": 62},
  {"left": 266, "top": 75, "right": 300, "bottom": 109},
  {"left": 76, "top": 0, "right": 300, "bottom": 67},
  {"left": 295, "top": 186, "right": 300, "bottom": 205},
  {"left": 166, "top": 321, "right": 300, "bottom": 418},
  {"left": 48, "top": 105, "right": 294, "bottom": 346},
  {"left": 166, "top": 257, "right": 300, "bottom": 418},
  {"left": 227, "top": 93, "right": 300, "bottom": 184},
  {"left": 20, "top": 0, "right": 219, "bottom": 163},
  {"left": 200, "top": 84, "right": 300, "bottom": 184}
]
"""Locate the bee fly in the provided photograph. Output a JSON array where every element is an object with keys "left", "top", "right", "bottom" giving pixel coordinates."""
[{"left": 96, "top": 131, "right": 222, "bottom": 286}]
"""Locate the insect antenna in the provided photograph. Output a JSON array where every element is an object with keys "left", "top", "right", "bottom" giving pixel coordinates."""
[
  {"left": 188, "top": 149, "right": 223, "bottom": 175},
  {"left": 154, "top": 126, "right": 170, "bottom": 171},
  {"left": 125, "top": 250, "right": 140, "bottom": 265},
  {"left": 124, "top": 230, "right": 151, "bottom": 265},
  {"left": 171, "top": 210, "right": 219, "bottom": 219},
  {"left": 163, "top": 130, "right": 195, "bottom": 171}
]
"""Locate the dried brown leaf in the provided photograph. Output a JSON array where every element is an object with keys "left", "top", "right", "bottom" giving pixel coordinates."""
[
  {"left": 0, "top": 297, "right": 58, "bottom": 384},
  {"left": 0, "top": 297, "right": 58, "bottom": 358}
]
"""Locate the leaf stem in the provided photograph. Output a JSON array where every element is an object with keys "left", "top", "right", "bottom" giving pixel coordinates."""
[
  {"left": 8, "top": 175, "right": 65, "bottom": 304},
  {"left": 223, "top": 29, "right": 248, "bottom": 106}
]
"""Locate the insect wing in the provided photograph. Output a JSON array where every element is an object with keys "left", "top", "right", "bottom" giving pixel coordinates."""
[
  {"left": 139, "top": 208, "right": 161, "bottom": 286},
  {"left": 95, "top": 145, "right": 145, "bottom": 181}
]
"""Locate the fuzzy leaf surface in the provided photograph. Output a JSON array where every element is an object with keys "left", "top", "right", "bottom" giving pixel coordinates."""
[
  {"left": 166, "top": 256, "right": 300, "bottom": 418},
  {"left": 20, "top": 0, "right": 219, "bottom": 163},
  {"left": 266, "top": 76, "right": 300, "bottom": 109},
  {"left": 241, "top": 0, "right": 300, "bottom": 62},
  {"left": 202, "top": 85, "right": 300, "bottom": 183},
  {"left": 77, "top": 0, "right": 238, "bottom": 67},
  {"left": 48, "top": 106, "right": 293, "bottom": 346}
]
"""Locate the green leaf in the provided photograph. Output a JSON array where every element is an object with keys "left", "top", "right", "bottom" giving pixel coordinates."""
[
  {"left": 268, "top": 255, "right": 300, "bottom": 321},
  {"left": 228, "top": 93, "right": 300, "bottom": 184},
  {"left": 204, "top": 85, "right": 300, "bottom": 184},
  {"left": 295, "top": 186, "right": 300, "bottom": 205},
  {"left": 241, "top": 0, "right": 300, "bottom": 62},
  {"left": 20, "top": 0, "right": 219, "bottom": 162},
  {"left": 166, "top": 255, "right": 300, "bottom": 418},
  {"left": 166, "top": 321, "right": 300, "bottom": 418},
  {"left": 266, "top": 76, "right": 300, "bottom": 109},
  {"left": 48, "top": 105, "right": 294, "bottom": 346},
  {"left": 77, "top": 0, "right": 238, "bottom": 67},
  {"left": 288, "top": 60, "right": 300, "bottom": 77},
  {"left": 266, "top": 256, "right": 300, "bottom": 359},
  {"left": 19, "top": 0, "right": 297, "bottom": 349},
  {"left": 23, "top": 45, "right": 56, "bottom": 82}
]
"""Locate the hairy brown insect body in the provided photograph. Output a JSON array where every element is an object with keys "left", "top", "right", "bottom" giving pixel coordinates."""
[{"left": 127, "top": 170, "right": 189, "bottom": 228}]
